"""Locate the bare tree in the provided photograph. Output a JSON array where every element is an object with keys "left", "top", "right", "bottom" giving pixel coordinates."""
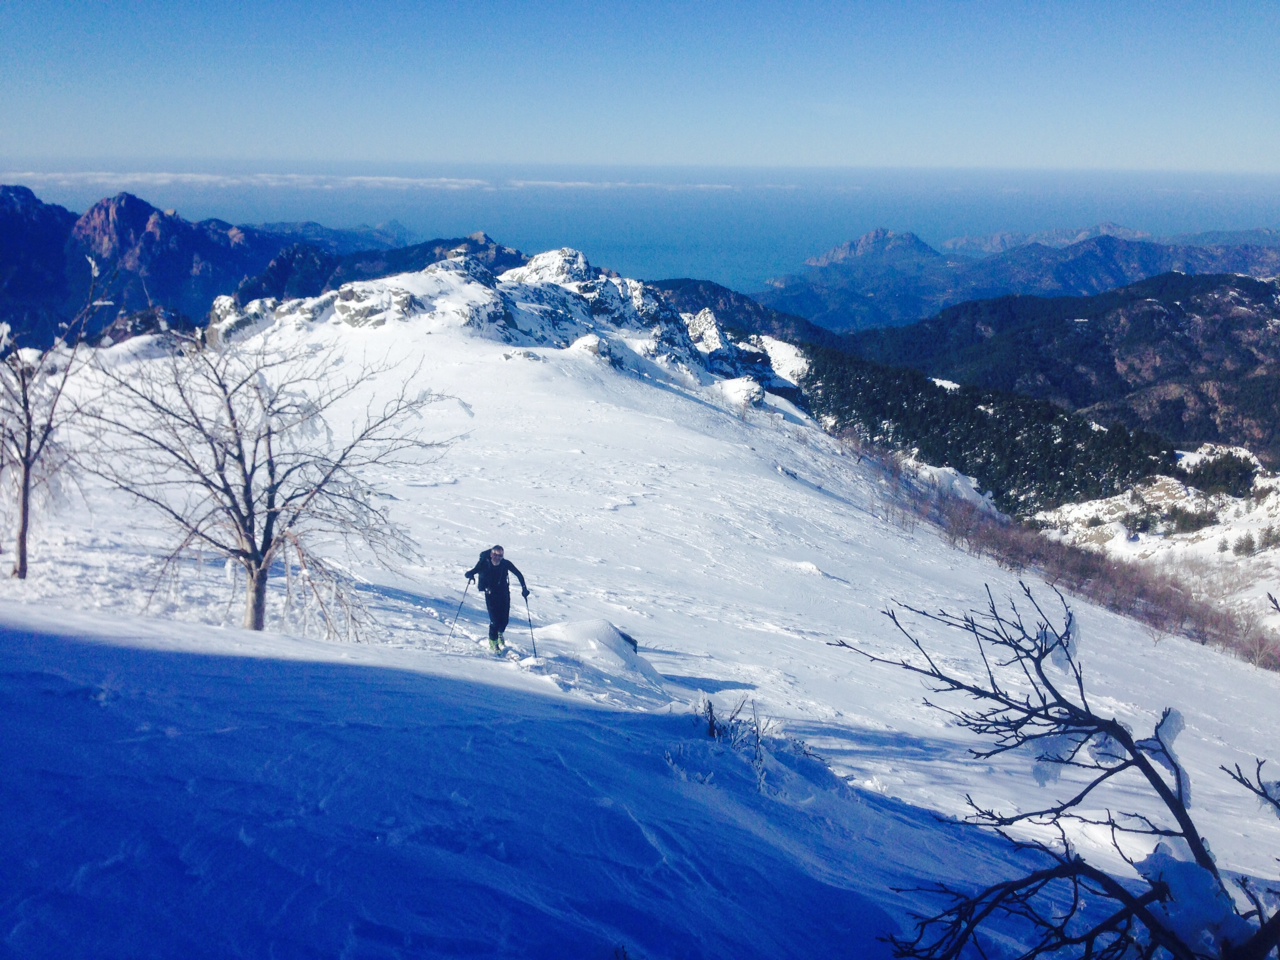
[
  {"left": 84, "top": 331, "right": 451, "bottom": 636},
  {"left": 0, "top": 260, "right": 116, "bottom": 578},
  {"left": 834, "top": 584, "right": 1280, "bottom": 960}
]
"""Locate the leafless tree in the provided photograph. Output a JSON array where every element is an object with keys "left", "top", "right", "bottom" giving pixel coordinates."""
[
  {"left": 0, "top": 259, "right": 115, "bottom": 578},
  {"left": 83, "top": 331, "right": 452, "bottom": 636},
  {"left": 834, "top": 584, "right": 1280, "bottom": 960}
]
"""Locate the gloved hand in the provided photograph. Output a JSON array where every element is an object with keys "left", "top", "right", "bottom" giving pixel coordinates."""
[
  {"left": 466, "top": 573, "right": 475, "bottom": 583},
  {"left": 522, "top": 588, "right": 530, "bottom": 599}
]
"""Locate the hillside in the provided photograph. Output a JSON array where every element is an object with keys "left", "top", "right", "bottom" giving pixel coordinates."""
[
  {"left": 845, "top": 272, "right": 1280, "bottom": 465},
  {"left": 4, "top": 249, "right": 1280, "bottom": 956}
]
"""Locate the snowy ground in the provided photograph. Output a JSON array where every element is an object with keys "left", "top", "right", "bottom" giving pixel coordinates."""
[{"left": 4, "top": 253, "right": 1280, "bottom": 957}]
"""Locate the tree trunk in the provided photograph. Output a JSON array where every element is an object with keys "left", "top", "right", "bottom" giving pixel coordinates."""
[
  {"left": 11, "top": 461, "right": 30, "bottom": 579},
  {"left": 245, "top": 564, "right": 268, "bottom": 630}
]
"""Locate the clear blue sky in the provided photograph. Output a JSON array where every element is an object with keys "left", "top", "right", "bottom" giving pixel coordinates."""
[{"left": 3, "top": 0, "right": 1279, "bottom": 173}]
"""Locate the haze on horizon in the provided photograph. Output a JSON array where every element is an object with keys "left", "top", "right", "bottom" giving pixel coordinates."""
[{"left": 3, "top": 0, "right": 1279, "bottom": 174}]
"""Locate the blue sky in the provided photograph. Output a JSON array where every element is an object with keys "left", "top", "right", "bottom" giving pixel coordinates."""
[{"left": 4, "top": 0, "right": 1280, "bottom": 173}]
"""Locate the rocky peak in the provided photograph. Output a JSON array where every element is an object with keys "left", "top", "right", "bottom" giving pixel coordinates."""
[
  {"left": 807, "top": 229, "right": 941, "bottom": 267},
  {"left": 500, "top": 248, "right": 598, "bottom": 286},
  {"left": 431, "top": 255, "right": 498, "bottom": 288},
  {"left": 71, "top": 192, "right": 168, "bottom": 260}
]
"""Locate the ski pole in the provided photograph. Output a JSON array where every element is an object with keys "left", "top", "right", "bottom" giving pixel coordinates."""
[
  {"left": 447, "top": 580, "right": 471, "bottom": 643},
  {"left": 524, "top": 593, "right": 538, "bottom": 658}
]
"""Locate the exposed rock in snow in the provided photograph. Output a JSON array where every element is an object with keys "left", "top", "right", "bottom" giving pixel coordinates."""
[{"left": 685, "top": 307, "right": 727, "bottom": 353}]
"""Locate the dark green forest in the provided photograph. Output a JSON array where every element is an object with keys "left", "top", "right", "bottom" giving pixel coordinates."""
[{"left": 802, "top": 346, "right": 1178, "bottom": 515}]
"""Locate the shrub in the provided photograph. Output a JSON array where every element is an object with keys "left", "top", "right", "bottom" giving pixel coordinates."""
[{"left": 1234, "top": 533, "right": 1258, "bottom": 557}]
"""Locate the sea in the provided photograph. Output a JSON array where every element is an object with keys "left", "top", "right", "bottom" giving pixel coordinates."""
[{"left": 9, "top": 163, "right": 1280, "bottom": 292}]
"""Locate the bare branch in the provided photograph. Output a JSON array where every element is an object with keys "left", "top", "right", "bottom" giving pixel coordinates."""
[{"left": 842, "top": 584, "right": 1278, "bottom": 960}]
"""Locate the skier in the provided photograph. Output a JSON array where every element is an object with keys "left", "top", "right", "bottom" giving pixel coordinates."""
[{"left": 466, "top": 545, "right": 529, "bottom": 653}]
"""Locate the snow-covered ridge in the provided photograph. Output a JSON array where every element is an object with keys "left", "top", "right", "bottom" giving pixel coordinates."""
[{"left": 209, "top": 248, "right": 797, "bottom": 398}]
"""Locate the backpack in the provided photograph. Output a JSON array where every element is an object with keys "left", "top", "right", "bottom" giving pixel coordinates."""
[{"left": 475, "top": 550, "right": 495, "bottom": 591}]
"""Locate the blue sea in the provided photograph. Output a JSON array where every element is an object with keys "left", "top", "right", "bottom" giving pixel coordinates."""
[{"left": 10, "top": 163, "right": 1280, "bottom": 291}]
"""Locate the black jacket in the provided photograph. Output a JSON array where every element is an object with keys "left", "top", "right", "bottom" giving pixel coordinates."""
[{"left": 467, "top": 551, "right": 527, "bottom": 595}]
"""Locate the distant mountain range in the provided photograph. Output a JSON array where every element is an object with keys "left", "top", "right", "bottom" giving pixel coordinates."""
[
  {"left": 243, "top": 220, "right": 420, "bottom": 256},
  {"left": 0, "top": 185, "right": 425, "bottom": 345},
  {"left": 6, "top": 183, "right": 1280, "bottom": 478},
  {"left": 939, "top": 222, "right": 1154, "bottom": 257},
  {"left": 758, "top": 227, "right": 1280, "bottom": 332}
]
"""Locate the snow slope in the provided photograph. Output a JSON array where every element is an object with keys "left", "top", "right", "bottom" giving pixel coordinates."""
[{"left": 3, "top": 250, "right": 1280, "bottom": 957}]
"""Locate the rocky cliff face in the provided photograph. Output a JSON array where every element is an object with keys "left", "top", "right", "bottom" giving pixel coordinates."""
[{"left": 67, "top": 193, "right": 287, "bottom": 327}]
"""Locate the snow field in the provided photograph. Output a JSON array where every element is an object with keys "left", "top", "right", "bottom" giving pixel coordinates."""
[{"left": 4, "top": 252, "right": 1280, "bottom": 956}]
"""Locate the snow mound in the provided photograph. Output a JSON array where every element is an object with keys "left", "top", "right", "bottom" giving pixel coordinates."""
[
  {"left": 715, "top": 376, "right": 765, "bottom": 407},
  {"left": 529, "top": 619, "right": 667, "bottom": 706}
]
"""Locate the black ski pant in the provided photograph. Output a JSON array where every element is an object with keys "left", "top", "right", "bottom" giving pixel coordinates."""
[{"left": 485, "top": 590, "right": 512, "bottom": 641}]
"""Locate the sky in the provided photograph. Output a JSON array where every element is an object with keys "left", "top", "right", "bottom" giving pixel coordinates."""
[{"left": 4, "top": 0, "right": 1280, "bottom": 173}]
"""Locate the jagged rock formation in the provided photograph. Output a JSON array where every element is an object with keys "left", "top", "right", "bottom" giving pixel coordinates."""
[
  {"left": 0, "top": 185, "right": 510, "bottom": 348},
  {"left": 68, "top": 193, "right": 288, "bottom": 327}
]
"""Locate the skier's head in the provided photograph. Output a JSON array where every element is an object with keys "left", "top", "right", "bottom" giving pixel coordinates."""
[{"left": 490, "top": 545, "right": 504, "bottom": 563}]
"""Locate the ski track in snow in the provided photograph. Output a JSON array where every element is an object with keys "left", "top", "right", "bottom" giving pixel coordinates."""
[{"left": 3, "top": 253, "right": 1280, "bottom": 957}]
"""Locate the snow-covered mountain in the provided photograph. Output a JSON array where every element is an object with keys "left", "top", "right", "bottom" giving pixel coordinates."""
[
  {"left": 208, "top": 248, "right": 800, "bottom": 397},
  {"left": 4, "top": 249, "right": 1280, "bottom": 958}
]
